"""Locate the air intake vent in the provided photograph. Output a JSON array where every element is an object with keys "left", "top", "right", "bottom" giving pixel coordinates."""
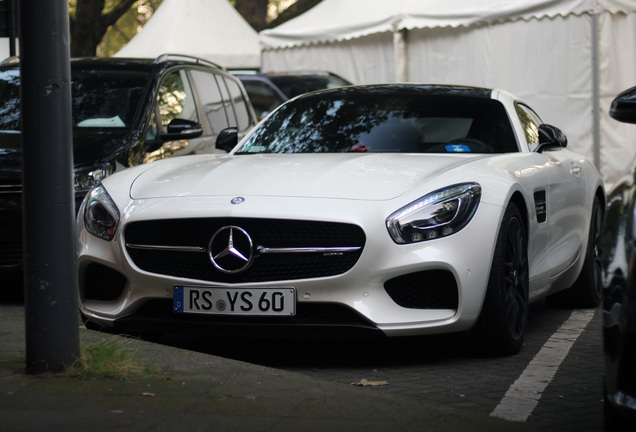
[{"left": 534, "top": 190, "right": 547, "bottom": 223}]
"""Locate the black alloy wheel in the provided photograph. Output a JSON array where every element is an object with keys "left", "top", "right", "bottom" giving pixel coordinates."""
[{"left": 476, "top": 202, "right": 529, "bottom": 356}]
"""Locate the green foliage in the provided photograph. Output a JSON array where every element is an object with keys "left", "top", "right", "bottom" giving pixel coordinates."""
[{"left": 97, "top": 0, "right": 163, "bottom": 57}]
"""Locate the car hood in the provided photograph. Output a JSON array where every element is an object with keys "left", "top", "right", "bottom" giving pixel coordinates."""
[{"left": 130, "top": 153, "right": 486, "bottom": 201}]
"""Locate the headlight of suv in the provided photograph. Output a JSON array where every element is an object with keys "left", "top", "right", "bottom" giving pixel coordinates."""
[
  {"left": 386, "top": 182, "right": 481, "bottom": 244},
  {"left": 83, "top": 185, "right": 120, "bottom": 241},
  {"left": 74, "top": 162, "right": 115, "bottom": 194}
]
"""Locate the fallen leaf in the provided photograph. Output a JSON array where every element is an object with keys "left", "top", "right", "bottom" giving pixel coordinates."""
[{"left": 350, "top": 379, "right": 389, "bottom": 387}]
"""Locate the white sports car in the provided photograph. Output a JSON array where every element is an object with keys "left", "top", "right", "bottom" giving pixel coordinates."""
[{"left": 77, "top": 84, "right": 604, "bottom": 355}]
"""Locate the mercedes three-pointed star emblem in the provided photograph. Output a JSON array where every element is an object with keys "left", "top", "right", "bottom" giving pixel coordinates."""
[{"left": 208, "top": 226, "right": 254, "bottom": 274}]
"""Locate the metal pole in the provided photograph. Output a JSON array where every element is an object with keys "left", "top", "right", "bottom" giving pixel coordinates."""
[
  {"left": 392, "top": 26, "right": 408, "bottom": 82},
  {"left": 9, "top": 0, "right": 17, "bottom": 57},
  {"left": 591, "top": 12, "right": 601, "bottom": 172},
  {"left": 20, "top": 0, "right": 79, "bottom": 374}
]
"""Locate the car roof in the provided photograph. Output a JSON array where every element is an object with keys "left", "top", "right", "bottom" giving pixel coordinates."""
[
  {"left": 1, "top": 54, "right": 227, "bottom": 73},
  {"left": 292, "top": 83, "right": 495, "bottom": 100}
]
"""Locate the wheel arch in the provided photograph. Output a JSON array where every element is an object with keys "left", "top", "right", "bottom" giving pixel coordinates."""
[
  {"left": 595, "top": 186, "right": 606, "bottom": 214},
  {"left": 508, "top": 190, "right": 529, "bottom": 238}
]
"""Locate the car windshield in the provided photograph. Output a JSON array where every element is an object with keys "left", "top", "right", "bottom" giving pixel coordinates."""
[
  {"left": 236, "top": 88, "right": 518, "bottom": 154},
  {"left": 268, "top": 74, "right": 351, "bottom": 98},
  {"left": 0, "top": 67, "right": 150, "bottom": 131}
]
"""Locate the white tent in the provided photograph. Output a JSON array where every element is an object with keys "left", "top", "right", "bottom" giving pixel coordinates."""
[
  {"left": 260, "top": 0, "right": 636, "bottom": 186},
  {"left": 115, "top": 0, "right": 260, "bottom": 68}
]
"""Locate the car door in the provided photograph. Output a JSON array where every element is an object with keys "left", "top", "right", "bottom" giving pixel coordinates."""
[
  {"left": 222, "top": 75, "right": 256, "bottom": 141},
  {"left": 189, "top": 70, "right": 256, "bottom": 153},
  {"left": 516, "top": 103, "right": 588, "bottom": 279},
  {"left": 144, "top": 68, "right": 210, "bottom": 161}
]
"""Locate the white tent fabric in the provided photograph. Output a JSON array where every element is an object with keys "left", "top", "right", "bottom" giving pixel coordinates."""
[
  {"left": 260, "top": 0, "right": 635, "bottom": 48},
  {"left": 260, "top": 0, "right": 636, "bottom": 186},
  {"left": 115, "top": 0, "right": 260, "bottom": 68}
]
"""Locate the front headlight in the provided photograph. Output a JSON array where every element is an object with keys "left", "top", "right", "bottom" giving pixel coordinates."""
[
  {"left": 386, "top": 183, "right": 481, "bottom": 244},
  {"left": 74, "top": 162, "right": 115, "bottom": 194},
  {"left": 83, "top": 185, "right": 120, "bottom": 241}
]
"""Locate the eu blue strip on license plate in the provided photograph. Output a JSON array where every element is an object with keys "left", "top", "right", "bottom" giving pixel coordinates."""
[{"left": 173, "top": 285, "right": 296, "bottom": 316}]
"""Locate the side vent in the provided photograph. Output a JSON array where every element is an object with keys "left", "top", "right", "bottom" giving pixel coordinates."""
[{"left": 534, "top": 191, "right": 547, "bottom": 223}]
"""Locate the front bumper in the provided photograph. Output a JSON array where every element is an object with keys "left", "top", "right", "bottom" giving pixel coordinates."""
[{"left": 77, "top": 195, "right": 503, "bottom": 337}]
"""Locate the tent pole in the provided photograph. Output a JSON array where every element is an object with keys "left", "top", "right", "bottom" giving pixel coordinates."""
[
  {"left": 393, "top": 27, "right": 408, "bottom": 82},
  {"left": 591, "top": 12, "right": 601, "bottom": 171}
]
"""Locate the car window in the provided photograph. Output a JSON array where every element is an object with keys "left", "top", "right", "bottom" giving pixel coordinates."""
[
  {"left": 216, "top": 75, "right": 236, "bottom": 127},
  {"left": 237, "top": 91, "right": 518, "bottom": 154},
  {"left": 190, "top": 70, "right": 230, "bottom": 135},
  {"left": 241, "top": 80, "right": 285, "bottom": 119},
  {"left": 0, "top": 67, "right": 150, "bottom": 131},
  {"left": 515, "top": 103, "right": 542, "bottom": 151},
  {"left": 72, "top": 69, "right": 149, "bottom": 128},
  {"left": 157, "top": 70, "right": 199, "bottom": 129},
  {"left": 224, "top": 76, "right": 252, "bottom": 133},
  {"left": 0, "top": 69, "right": 20, "bottom": 131},
  {"left": 268, "top": 74, "right": 351, "bottom": 98}
]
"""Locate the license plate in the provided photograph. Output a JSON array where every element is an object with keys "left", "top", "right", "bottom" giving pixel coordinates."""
[{"left": 173, "top": 285, "right": 296, "bottom": 316}]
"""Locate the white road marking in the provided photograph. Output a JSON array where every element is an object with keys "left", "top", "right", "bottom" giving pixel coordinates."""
[{"left": 490, "top": 309, "right": 596, "bottom": 422}]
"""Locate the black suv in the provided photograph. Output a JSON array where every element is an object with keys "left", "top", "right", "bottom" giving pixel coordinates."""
[
  {"left": 0, "top": 54, "right": 257, "bottom": 273},
  {"left": 232, "top": 70, "right": 352, "bottom": 119}
]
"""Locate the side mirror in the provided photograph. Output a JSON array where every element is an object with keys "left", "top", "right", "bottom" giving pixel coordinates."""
[
  {"left": 160, "top": 118, "right": 203, "bottom": 141},
  {"left": 216, "top": 127, "right": 238, "bottom": 152},
  {"left": 610, "top": 86, "right": 636, "bottom": 124},
  {"left": 535, "top": 124, "right": 567, "bottom": 153}
]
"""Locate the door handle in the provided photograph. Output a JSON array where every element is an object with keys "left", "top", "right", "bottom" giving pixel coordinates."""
[{"left": 571, "top": 164, "right": 581, "bottom": 177}]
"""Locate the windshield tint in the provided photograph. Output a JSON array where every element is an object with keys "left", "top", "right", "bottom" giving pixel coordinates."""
[
  {"left": 236, "top": 89, "right": 518, "bottom": 154},
  {"left": 72, "top": 69, "right": 149, "bottom": 128},
  {"left": 0, "top": 67, "right": 150, "bottom": 131}
]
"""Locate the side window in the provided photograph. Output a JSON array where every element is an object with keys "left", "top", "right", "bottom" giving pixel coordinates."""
[
  {"left": 146, "top": 109, "right": 158, "bottom": 141},
  {"left": 190, "top": 70, "right": 231, "bottom": 135},
  {"left": 216, "top": 75, "right": 237, "bottom": 127},
  {"left": 157, "top": 70, "right": 198, "bottom": 129},
  {"left": 515, "top": 103, "right": 542, "bottom": 151},
  {"left": 224, "top": 76, "right": 252, "bottom": 133},
  {"left": 241, "top": 80, "right": 285, "bottom": 120}
]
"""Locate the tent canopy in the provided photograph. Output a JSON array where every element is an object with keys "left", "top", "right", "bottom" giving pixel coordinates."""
[
  {"left": 115, "top": 0, "right": 260, "bottom": 68},
  {"left": 261, "top": 0, "right": 633, "bottom": 48},
  {"left": 260, "top": 0, "right": 636, "bottom": 187}
]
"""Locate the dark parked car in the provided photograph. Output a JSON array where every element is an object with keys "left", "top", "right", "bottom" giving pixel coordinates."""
[
  {"left": 232, "top": 70, "right": 352, "bottom": 119},
  {"left": 603, "top": 85, "right": 636, "bottom": 431},
  {"left": 0, "top": 54, "right": 256, "bottom": 273}
]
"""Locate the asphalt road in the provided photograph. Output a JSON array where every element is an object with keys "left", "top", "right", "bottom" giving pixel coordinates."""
[
  {"left": 160, "top": 301, "right": 604, "bottom": 432},
  {"left": 2, "top": 277, "right": 604, "bottom": 432}
]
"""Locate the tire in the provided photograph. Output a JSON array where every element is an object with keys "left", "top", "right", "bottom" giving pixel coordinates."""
[
  {"left": 604, "top": 386, "right": 634, "bottom": 432},
  {"left": 476, "top": 203, "right": 529, "bottom": 356},
  {"left": 546, "top": 195, "right": 603, "bottom": 308}
]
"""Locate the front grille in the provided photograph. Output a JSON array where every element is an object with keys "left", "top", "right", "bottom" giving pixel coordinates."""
[
  {"left": 125, "top": 218, "right": 365, "bottom": 283},
  {"left": 384, "top": 270, "right": 458, "bottom": 309}
]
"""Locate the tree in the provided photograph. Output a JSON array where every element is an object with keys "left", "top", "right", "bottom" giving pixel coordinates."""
[
  {"left": 233, "top": 0, "right": 322, "bottom": 31},
  {"left": 96, "top": 0, "right": 163, "bottom": 57},
  {"left": 234, "top": 0, "right": 270, "bottom": 32},
  {"left": 68, "top": 0, "right": 321, "bottom": 57},
  {"left": 70, "top": 0, "right": 140, "bottom": 56},
  {"left": 267, "top": 0, "right": 321, "bottom": 28}
]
